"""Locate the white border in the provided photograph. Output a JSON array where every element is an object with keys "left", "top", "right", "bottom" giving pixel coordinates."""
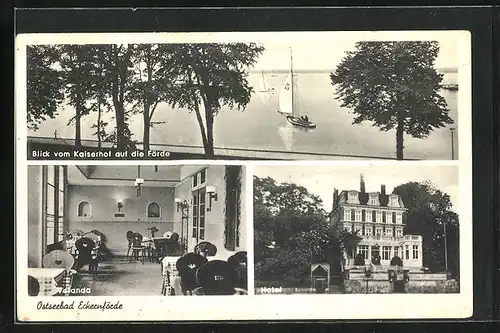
[{"left": 16, "top": 30, "right": 472, "bottom": 321}]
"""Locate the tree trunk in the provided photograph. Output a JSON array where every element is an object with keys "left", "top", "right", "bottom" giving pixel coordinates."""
[
  {"left": 97, "top": 102, "right": 102, "bottom": 150},
  {"left": 115, "top": 103, "right": 125, "bottom": 150},
  {"left": 143, "top": 103, "right": 150, "bottom": 152},
  {"left": 205, "top": 105, "right": 215, "bottom": 158},
  {"left": 396, "top": 115, "right": 405, "bottom": 160},
  {"left": 74, "top": 86, "right": 82, "bottom": 149}
]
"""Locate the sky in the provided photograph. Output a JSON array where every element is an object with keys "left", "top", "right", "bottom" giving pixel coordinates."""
[
  {"left": 251, "top": 39, "right": 458, "bottom": 72},
  {"left": 253, "top": 164, "right": 459, "bottom": 213}
]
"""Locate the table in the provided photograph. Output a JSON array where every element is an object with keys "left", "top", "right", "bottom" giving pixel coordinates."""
[{"left": 161, "top": 256, "right": 183, "bottom": 295}]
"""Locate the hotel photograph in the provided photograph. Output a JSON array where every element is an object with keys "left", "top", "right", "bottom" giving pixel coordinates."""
[
  {"left": 26, "top": 164, "right": 248, "bottom": 296},
  {"left": 254, "top": 164, "right": 460, "bottom": 294}
]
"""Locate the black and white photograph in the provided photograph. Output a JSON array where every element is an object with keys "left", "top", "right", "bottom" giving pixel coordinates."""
[
  {"left": 26, "top": 164, "right": 248, "bottom": 297},
  {"left": 254, "top": 164, "right": 460, "bottom": 294},
  {"left": 22, "top": 32, "right": 462, "bottom": 160}
]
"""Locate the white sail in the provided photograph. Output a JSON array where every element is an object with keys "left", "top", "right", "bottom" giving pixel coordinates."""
[
  {"left": 260, "top": 72, "right": 267, "bottom": 91},
  {"left": 279, "top": 74, "right": 293, "bottom": 115}
]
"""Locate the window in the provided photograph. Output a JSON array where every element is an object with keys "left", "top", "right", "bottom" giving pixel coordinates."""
[
  {"left": 364, "top": 227, "right": 372, "bottom": 236},
  {"left": 382, "top": 246, "right": 391, "bottom": 260},
  {"left": 350, "top": 209, "right": 355, "bottom": 221},
  {"left": 354, "top": 225, "right": 362, "bottom": 234},
  {"left": 395, "top": 229, "right": 403, "bottom": 238},
  {"left": 405, "top": 245, "right": 410, "bottom": 260},
  {"left": 200, "top": 169, "right": 206, "bottom": 184},
  {"left": 386, "top": 212, "right": 392, "bottom": 223},
  {"left": 390, "top": 196, "right": 399, "bottom": 207},
  {"left": 192, "top": 168, "right": 207, "bottom": 188},
  {"left": 147, "top": 202, "right": 161, "bottom": 218},
  {"left": 354, "top": 210, "right": 361, "bottom": 222},
  {"left": 412, "top": 245, "right": 419, "bottom": 259},
  {"left": 348, "top": 192, "right": 358, "bottom": 203},
  {"left": 385, "top": 228, "right": 393, "bottom": 237},
  {"left": 368, "top": 195, "right": 377, "bottom": 205},
  {"left": 365, "top": 210, "right": 372, "bottom": 222},
  {"left": 343, "top": 208, "right": 350, "bottom": 221},
  {"left": 376, "top": 211, "right": 382, "bottom": 223},
  {"left": 192, "top": 187, "right": 206, "bottom": 241},
  {"left": 358, "top": 245, "right": 369, "bottom": 259},
  {"left": 224, "top": 166, "right": 241, "bottom": 250},
  {"left": 43, "top": 166, "right": 66, "bottom": 253},
  {"left": 394, "top": 246, "right": 400, "bottom": 257},
  {"left": 77, "top": 201, "right": 91, "bottom": 217},
  {"left": 375, "top": 228, "right": 383, "bottom": 236},
  {"left": 344, "top": 224, "right": 352, "bottom": 233},
  {"left": 396, "top": 213, "right": 403, "bottom": 224}
]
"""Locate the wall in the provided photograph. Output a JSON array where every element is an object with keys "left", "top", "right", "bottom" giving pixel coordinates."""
[
  {"left": 67, "top": 185, "right": 175, "bottom": 255},
  {"left": 344, "top": 279, "right": 459, "bottom": 294},
  {"left": 28, "top": 166, "right": 43, "bottom": 268},
  {"left": 173, "top": 165, "right": 247, "bottom": 261}
]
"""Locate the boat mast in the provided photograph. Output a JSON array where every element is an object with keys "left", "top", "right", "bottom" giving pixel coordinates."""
[{"left": 290, "top": 47, "right": 296, "bottom": 117}]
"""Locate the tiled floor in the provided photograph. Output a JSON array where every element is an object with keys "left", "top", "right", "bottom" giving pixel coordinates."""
[{"left": 73, "top": 257, "right": 163, "bottom": 296}]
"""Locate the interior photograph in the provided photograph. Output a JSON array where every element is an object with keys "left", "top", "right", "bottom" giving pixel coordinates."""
[{"left": 26, "top": 164, "right": 248, "bottom": 296}]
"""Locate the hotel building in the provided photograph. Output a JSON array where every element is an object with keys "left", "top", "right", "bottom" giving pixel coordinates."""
[{"left": 329, "top": 175, "right": 423, "bottom": 271}]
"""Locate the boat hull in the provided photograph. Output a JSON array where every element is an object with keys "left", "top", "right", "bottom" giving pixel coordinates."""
[{"left": 286, "top": 116, "right": 317, "bottom": 129}]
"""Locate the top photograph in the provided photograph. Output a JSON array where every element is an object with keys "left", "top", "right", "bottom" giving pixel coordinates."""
[{"left": 17, "top": 31, "right": 469, "bottom": 160}]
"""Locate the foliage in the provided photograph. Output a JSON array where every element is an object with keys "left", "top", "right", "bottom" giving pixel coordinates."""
[
  {"left": 390, "top": 256, "right": 403, "bottom": 267},
  {"left": 393, "top": 181, "right": 460, "bottom": 277},
  {"left": 164, "top": 43, "right": 265, "bottom": 157},
  {"left": 354, "top": 253, "right": 365, "bottom": 266},
  {"left": 26, "top": 45, "right": 64, "bottom": 130},
  {"left": 331, "top": 41, "right": 453, "bottom": 159},
  {"left": 254, "top": 175, "right": 341, "bottom": 286}
]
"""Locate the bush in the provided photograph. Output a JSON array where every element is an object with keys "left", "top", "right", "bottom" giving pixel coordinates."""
[
  {"left": 390, "top": 256, "right": 403, "bottom": 267},
  {"left": 354, "top": 253, "right": 365, "bottom": 266}
]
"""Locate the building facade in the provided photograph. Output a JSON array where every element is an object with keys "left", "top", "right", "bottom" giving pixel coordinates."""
[{"left": 329, "top": 175, "right": 423, "bottom": 271}]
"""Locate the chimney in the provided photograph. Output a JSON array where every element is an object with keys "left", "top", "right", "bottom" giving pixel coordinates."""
[
  {"left": 360, "top": 174, "right": 366, "bottom": 193},
  {"left": 381, "top": 185, "right": 386, "bottom": 195},
  {"left": 333, "top": 189, "right": 339, "bottom": 203}
]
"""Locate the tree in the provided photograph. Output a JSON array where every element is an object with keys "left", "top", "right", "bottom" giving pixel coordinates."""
[
  {"left": 100, "top": 44, "right": 136, "bottom": 151},
  {"left": 254, "top": 175, "right": 346, "bottom": 287},
  {"left": 165, "top": 43, "right": 265, "bottom": 158},
  {"left": 331, "top": 41, "right": 453, "bottom": 160},
  {"left": 59, "top": 45, "right": 100, "bottom": 148},
  {"left": 128, "top": 44, "right": 178, "bottom": 152},
  {"left": 393, "top": 181, "right": 460, "bottom": 277},
  {"left": 26, "top": 45, "right": 64, "bottom": 130}
]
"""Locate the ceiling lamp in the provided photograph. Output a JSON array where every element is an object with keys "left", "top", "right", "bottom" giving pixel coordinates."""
[{"left": 135, "top": 166, "right": 144, "bottom": 197}]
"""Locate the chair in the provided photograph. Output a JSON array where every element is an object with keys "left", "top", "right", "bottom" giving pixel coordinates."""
[
  {"left": 42, "top": 250, "right": 77, "bottom": 295},
  {"left": 175, "top": 253, "right": 208, "bottom": 295},
  {"left": 126, "top": 231, "right": 134, "bottom": 259},
  {"left": 28, "top": 275, "right": 40, "bottom": 296},
  {"left": 74, "top": 237, "right": 99, "bottom": 279},
  {"left": 195, "top": 260, "right": 235, "bottom": 295},
  {"left": 194, "top": 241, "right": 217, "bottom": 257},
  {"left": 227, "top": 251, "right": 248, "bottom": 292},
  {"left": 129, "top": 233, "right": 147, "bottom": 264}
]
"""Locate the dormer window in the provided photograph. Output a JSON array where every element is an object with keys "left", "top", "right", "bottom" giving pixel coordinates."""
[
  {"left": 389, "top": 196, "right": 399, "bottom": 207},
  {"left": 368, "top": 195, "right": 378, "bottom": 206},
  {"left": 348, "top": 192, "right": 358, "bottom": 204}
]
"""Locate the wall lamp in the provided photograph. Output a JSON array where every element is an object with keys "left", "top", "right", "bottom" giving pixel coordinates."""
[
  {"left": 175, "top": 198, "right": 190, "bottom": 212},
  {"left": 206, "top": 186, "right": 218, "bottom": 211},
  {"left": 117, "top": 201, "right": 123, "bottom": 212}
]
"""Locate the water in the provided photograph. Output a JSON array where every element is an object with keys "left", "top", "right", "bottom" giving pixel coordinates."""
[{"left": 29, "top": 72, "right": 459, "bottom": 160}]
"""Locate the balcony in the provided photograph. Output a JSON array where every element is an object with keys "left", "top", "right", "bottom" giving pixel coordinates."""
[{"left": 360, "top": 234, "right": 422, "bottom": 242}]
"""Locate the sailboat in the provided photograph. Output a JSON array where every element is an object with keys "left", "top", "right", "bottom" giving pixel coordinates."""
[
  {"left": 277, "top": 49, "right": 316, "bottom": 129},
  {"left": 256, "top": 70, "right": 275, "bottom": 105}
]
